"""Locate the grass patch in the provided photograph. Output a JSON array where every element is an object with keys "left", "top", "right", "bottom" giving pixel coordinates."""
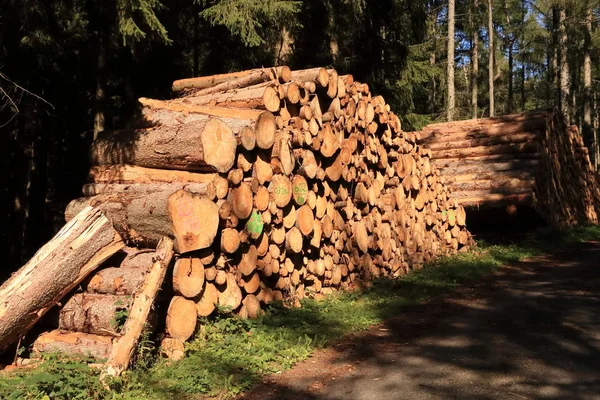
[{"left": 2, "top": 227, "right": 599, "bottom": 400}]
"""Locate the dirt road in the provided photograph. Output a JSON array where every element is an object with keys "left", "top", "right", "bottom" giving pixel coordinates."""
[{"left": 240, "top": 242, "right": 600, "bottom": 400}]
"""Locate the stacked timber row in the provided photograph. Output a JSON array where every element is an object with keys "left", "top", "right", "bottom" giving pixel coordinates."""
[
  {"left": 32, "top": 248, "right": 157, "bottom": 360},
  {"left": 420, "top": 110, "right": 600, "bottom": 227},
  {"left": 65, "top": 66, "right": 471, "bottom": 354}
]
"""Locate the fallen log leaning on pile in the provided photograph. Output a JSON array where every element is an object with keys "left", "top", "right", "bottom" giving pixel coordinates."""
[{"left": 0, "top": 207, "right": 124, "bottom": 350}]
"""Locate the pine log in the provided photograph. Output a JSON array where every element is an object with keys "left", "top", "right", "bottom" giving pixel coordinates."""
[
  {"left": 166, "top": 296, "right": 197, "bottom": 341},
  {"left": 0, "top": 206, "right": 124, "bottom": 350},
  {"left": 88, "top": 165, "right": 218, "bottom": 185},
  {"left": 137, "top": 98, "right": 263, "bottom": 128},
  {"left": 196, "top": 282, "right": 219, "bottom": 317},
  {"left": 82, "top": 182, "right": 217, "bottom": 199},
  {"left": 425, "top": 132, "right": 539, "bottom": 151},
  {"left": 184, "top": 82, "right": 281, "bottom": 112},
  {"left": 430, "top": 143, "right": 538, "bottom": 159},
  {"left": 173, "top": 258, "right": 205, "bottom": 298},
  {"left": 91, "top": 119, "right": 237, "bottom": 173},
  {"left": 420, "top": 113, "right": 549, "bottom": 141},
  {"left": 172, "top": 68, "right": 273, "bottom": 92},
  {"left": 160, "top": 337, "right": 185, "bottom": 361},
  {"left": 33, "top": 331, "right": 113, "bottom": 360},
  {"left": 104, "top": 237, "right": 174, "bottom": 375},
  {"left": 217, "top": 273, "right": 243, "bottom": 311},
  {"left": 231, "top": 182, "right": 254, "bottom": 219},
  {"left": 220, "top": 228, "right": 241, "bottom": 254},
  {"left": 168, "top": 190, "right": 220, "bottom": 253},
  {"left": 241, "top": 294, "right": 262, "bottom": 319},
  {"left": 59, "top": 293, "right": 131, "bottom": 336},
  {"left": 86, "top": 266, "right": 148, "bottom": 295},
  {"left": 449, "top": 178, "right": 535, "bottom": 191}
]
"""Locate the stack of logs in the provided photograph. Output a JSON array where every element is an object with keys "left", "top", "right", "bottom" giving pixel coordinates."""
[
  {"left": 33, "top": 248, "right": 157, "bottom": 360},
  {"left": 419, "top": 110, "right": 600, "bottom": 228},
  {"left": 64, "top": 66, "right": 471, "bottom": 355}
]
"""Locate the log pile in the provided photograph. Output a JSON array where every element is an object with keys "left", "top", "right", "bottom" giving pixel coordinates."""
[
  {"left": 420, "top": 110, "right": 600, "bottom": 227},
  {"left": 32, "top": 246, "right": 163, "bottom": 361},
  {"left": 59, "top": 66, "right": 471, "bottom": 355}
]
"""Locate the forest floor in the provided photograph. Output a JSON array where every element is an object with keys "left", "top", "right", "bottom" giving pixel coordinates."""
[{"left": 240, "top": 241, "right": 600, "bottom": 400}]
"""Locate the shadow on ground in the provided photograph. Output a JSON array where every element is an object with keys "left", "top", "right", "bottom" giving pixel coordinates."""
[{"left": 241, "top": 242, "right": 600, "bottom": 400}]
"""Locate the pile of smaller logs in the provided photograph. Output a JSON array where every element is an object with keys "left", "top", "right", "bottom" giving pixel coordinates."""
[
  {"left": 420, "top": 110, "right": 600, "bottom": 228},
  {"left": 62, "top": 66, "right": 471, "bottom": 355},
  {"left": 32, "top": 248, "right": 157, "bottom": 360}
]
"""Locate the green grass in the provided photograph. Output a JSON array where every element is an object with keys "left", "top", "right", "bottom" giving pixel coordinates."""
[{"left": 2, "top": 226, "right": 599, "bottom": 400}]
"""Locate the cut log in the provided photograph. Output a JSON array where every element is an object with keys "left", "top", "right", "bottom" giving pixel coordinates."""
[
  {"left": 165, "top": 296, "right": 197, "bottom": 341},
  {"left": 285, "top": 227, "right": 303, "bottom": 253},
  {"left": 172, "top": 68, "right": 272, "bottom": 92},
  {"left": 66, "top": 189, "right": 217, "bottom": 253},
  {"left": 33, "top": 331, "right": 113, "bottom": 360},
  {"left": 168, "top": 189, "right": 219, "bottom": 253},
  {"left": 59, "top": 293, "right": 131, "bottom": 336},
  {"left": 0, "top": 206, "right": 124, "bottom": 350},
  {"left": 231, "top": 182, "right": 254, "bottom": 219},
  {"left": 103, "top": 237, "right": 174, "bottom": 376},
  {"left": 160, "top": 337, "right": 185, "bottom": 361},
  {"left": 173, "top": 258, "right": 205, "bottom": 298},
  {"left": 82, "top": 182, "right": 216, "bottom": 199},
  {"left": 296, "top": 205, "right": 315, "bottom": 236},
  {"left": 292, "top": 175, "right": 308, "bottom": 206},
  {"left": 137, "top": 98, "right": 263, "bottom": 128},
  {"left": 88, "top": 165, "right": 217, "bottom": 185},
  {"left": 270, "top": 175, "right": 293, "bottom": 208},
  {"left": 91, "top": 119, "right": 237, "bottom": 173},
  {"left": 185, "top": 82, "right": 281, "bottom": 112},
  {"left": 241, "top": 294, "right": 262, "bottom": 319},
  {"left": 196, "top": 282, "right": 219, "bottom": 317},
  {"left": 86, "top": 266, "right": 148, "bottom": 295},
  {"left": 220, "top": 228, "right": 241, "bottom": 254},
  {"left": 217, "top": 273, "right": 243, "bottom": 311}
]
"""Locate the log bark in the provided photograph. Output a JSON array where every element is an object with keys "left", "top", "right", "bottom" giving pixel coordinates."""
[
  {"left": 0, "top": 206, "right": 124, "bottom": 350},
  {"left": 59, "top": 293, "right": 130, "bottom": 336},
  {"left": 91, "top": 119, "right": 237, "bottom": 173},
  {"left": 88, "top": 165, "right": 217, "bottom": 185},
  {"left": 33, "top": 331, "right": 113, "bottom": 360},
  {"left": 86, "top": 266, "right": 148, "bottom": 295},
  {"left": 66, "top": 189, "right": 218, "bottom": 253},
  {"left": 104, "top": 237, "right": 174, "bottom": 376},
  {"left": 82, "top": 182, "right": 216, "bottom": 199},
  {"left": 185, "top": 82, "right": 281, "bottom": 112}
]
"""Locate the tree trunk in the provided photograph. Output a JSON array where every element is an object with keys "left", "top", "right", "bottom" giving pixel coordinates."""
[
  {"left": 0, "top": 207, "right": 124, "bottom": 350},
  {"left": 558, "top": 7, "right": 570, "bottom": 124},
  {"left": 470, "top": 0, "right": 479, "bottom": 119},
  {"left": 488, "top": 0, "right": 494, "bottom": 117},
  {"left": 447, "top": 0, "right": 456, "bottom": 121},
  {"left": 583, "top": 4, "right": 592, "bottom": 149},
  {"left": 91, "top": 119, "right": 238, "bottom": 173},
  {"left": 94, "top": 35, "right": 106, "bottom": 139}
]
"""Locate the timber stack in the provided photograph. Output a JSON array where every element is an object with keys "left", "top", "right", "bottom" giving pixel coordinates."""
[
  {"left": 39, "top": 66, "right": 471, "bottom": 359},
  {"left": 420, "top": 110, "right": 600, "bottom": 228}
]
